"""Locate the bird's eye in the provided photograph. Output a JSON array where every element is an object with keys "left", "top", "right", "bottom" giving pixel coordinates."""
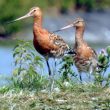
[
  {"left": 32, "top": 10, "right": 36, "bottom": 14},
  {"left": 75, "top": 21, "right": 79, "bottom": 24}
]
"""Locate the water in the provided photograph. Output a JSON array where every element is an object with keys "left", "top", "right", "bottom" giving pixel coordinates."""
[
  {"left": 0, "top": 11, "right": 110, "bottom": 85},
  {"left": 0, "top": 46, "right": 13, "bottom": 75}
]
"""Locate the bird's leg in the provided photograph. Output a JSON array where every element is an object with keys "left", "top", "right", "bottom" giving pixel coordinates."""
[
  {"left": 46, "top": 59, "right": 51, "bottom": 76},
  {"left": 46, "top": 58, "right": 57, "bottom": 93},
  {"left": 45, "top": 58, "right": 53, "bottom": 93},
  {"left": 54, "top": 58, "right": 57, "bottom": 75},
  {"left": 79, "top": 72, "right": 83, "bottom": 83},
  {"left": 51, "top": 58, "right": 57, "bottom": 92},
  {"left": 88, "top": 64, "right": 94, "bottom": 82}
]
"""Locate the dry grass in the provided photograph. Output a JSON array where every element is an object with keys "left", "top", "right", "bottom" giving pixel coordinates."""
[{"left": 0, "top": 84, "right": 110, "bottom": 110}]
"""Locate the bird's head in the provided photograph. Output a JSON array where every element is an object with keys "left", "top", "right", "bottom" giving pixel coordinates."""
[
  {"left": 7, "top": 7, "right": 42, "bottom": 23},
  {"left": 73, "top": 18, "right": 85, "bottom": 28},
  {"left": 53, "top": 18, "right": 85, "bottom": 33},
  {"left": 29, "top": 7, "right": 42, "bottom": 17}
]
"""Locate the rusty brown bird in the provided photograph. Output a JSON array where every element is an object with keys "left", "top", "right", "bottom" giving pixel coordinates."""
[
  {"left": 53, "top": 18, "right": 98, "bottom": 81},
  {"left": 9, "top": 7, "right": 75, "bottom": 91}
]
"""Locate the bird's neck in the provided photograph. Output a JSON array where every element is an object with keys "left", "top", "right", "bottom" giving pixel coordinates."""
[
  {"left": 33, "top": 16, "right": 42, "bottom": 28},
  {"left": 75, "top": 27, "right": 85, "bottom": 45},
  {"left": 33, "top": 16, "right": 43, "bottom": 39}
]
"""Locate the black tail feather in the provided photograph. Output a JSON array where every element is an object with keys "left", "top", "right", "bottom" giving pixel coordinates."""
[{"left": 65, "top": 48, "right": 76, "bottom": 55}]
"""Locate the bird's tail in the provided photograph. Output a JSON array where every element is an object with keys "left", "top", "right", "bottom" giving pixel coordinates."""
[
  {"left": 97, "top": 63, "right": 105, "bottom": 68},
  {"left": 64, "top": 48, "right": 76, "bottom": 56}
]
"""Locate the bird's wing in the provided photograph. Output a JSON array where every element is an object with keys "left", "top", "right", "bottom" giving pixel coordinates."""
[
  {"left": 48, "top": 33, "right": 75, "bottom": 57},
  {"left": 49, "top": 33, "right": 69, "bottom": 49},
  {"left": 91, "top": 48, "right": 98, "bottom": 59}
]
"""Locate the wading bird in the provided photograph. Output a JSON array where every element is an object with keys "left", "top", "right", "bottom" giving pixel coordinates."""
[
  {"left": 8, "top": 7, "right": 74, "bottom": 91},
  {"left": 53, "top": 18, "right": 98, "bottom": 81}
]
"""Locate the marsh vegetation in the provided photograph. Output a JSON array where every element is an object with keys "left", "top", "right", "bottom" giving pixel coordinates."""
[{"left": 0, "top": 41, "right": 110, "bottom": 110}]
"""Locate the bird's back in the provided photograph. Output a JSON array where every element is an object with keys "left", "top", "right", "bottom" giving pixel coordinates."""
[{"left": 33, "top": 28, "right": 69, "bottom": 58}]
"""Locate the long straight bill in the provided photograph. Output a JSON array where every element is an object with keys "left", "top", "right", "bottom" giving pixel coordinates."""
[
  {"left": 53, "top": 24, "right": 74, "bottom": 33},
  {"left": 6, "top": 14, "right": 31, "bottom": 24}
]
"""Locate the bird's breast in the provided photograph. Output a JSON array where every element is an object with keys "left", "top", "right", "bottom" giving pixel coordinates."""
[
  {"left": 33, "top": 30, "right": 58, "bottom": 56},
  {"left": 73, "top": 55, "right": 91, "bottom": 72},
  {"left": 33, "top": 37, "right": 51, "bottom": 55},
  {"left": 73, "top": 45, "right": 96, "bottom": 72}
]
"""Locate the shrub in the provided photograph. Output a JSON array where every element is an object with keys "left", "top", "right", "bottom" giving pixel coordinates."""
[
  {"left": 59, "top": 56, "right": 77, "bottom": 82},
  {"left": 94, "top": 47, "right": 110, "bottom": 87},
  {"left": 12, "top": 40, "right": 47, "bottom": 91}
]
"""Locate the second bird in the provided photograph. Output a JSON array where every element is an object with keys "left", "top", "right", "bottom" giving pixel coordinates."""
[{"left": 53, "top": 18, "right": 98, "bottom": 81}]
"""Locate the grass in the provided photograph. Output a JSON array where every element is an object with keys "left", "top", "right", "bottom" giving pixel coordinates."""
[{"left": 0, "top": 83, "right": 110, "bottom": 110}]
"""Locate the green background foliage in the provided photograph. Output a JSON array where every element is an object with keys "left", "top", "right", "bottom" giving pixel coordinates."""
[{"left": 0, "top": 0, "right": 110, "bottom": 36}]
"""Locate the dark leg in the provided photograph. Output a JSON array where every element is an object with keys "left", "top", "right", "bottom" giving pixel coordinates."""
[
  {"left": 46, "top": 59, "right": 51, "bottom": 76},
  {"left": 79, "top": 73, "right": 82, "bottom": 82},
  {"left": 46, "top": 59, "right": 53, "bottom": 93},
  {"left": 53, "top": 58, "right": 57, "bottom": 75}
]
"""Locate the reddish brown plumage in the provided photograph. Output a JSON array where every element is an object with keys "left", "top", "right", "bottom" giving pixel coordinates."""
[
  {"left": 32, "top": 7, "right": 70, "bottom": 58},
  {"left": 10, "top": 6, "right": 73, "bottom": 59},
  {"left": 9, "top": 6, "right": 75, "bottom": 91},
  {"left": 33, "top": 25, "right": 69, "bottom": 58},
  {"left": 33, "top": 26, "right": 56, "bottom": 55},
  {"left": 72, "top": 18, "right": 98, "bottom": 77},
  {"left": 47, "top": 17, "right": 98, "bottom": 80},
  {"left": 74, "top": 43, "right": 97, "bottom": 72}
]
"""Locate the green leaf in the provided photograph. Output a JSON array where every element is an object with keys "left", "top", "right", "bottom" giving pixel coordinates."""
[
  {"left": 13, "top": 68, "right": 19, "bottom": 76},
  {"left": 26, "top": 54, "right": 32, "bottom": 61},
  {"left": 13, "top": 51, "right": 19, "bottom": 58},
  {"left": 98, "top": 54, "right": 105, "bottom": 62},
  {"left": 106, "top": 46, "right": 110, "bottom": 56}
]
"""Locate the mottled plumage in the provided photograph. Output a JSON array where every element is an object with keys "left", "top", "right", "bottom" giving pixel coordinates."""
[
  {"left": 73, "top": 42, "right": 97, "bottom": 74},
  {"left": 72, "top": 18, "right": 98, "bottom": 77},
  {"left": 52, "top": 18, "right": 98, "bottom": 81},
  {"left": 49, "top": 33, "right": 70, "bottom": 58}
]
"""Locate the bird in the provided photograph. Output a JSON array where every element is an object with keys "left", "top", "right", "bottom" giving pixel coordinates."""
[
  {"left": 8, "top": 7, "right": 75, "bottom": 91},
  {"left": 52, "top": 18, "right": 98, "bottom": 81}
]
